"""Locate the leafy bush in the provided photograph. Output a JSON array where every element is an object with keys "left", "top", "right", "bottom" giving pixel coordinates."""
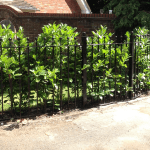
[
  {"left": 0, "top": 22, "right": 80, "bottom": 112},
  {"left": 0, "top": 23, "right": 150, "bottom": 114}
]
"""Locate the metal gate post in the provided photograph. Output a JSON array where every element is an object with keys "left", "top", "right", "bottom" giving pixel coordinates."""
[
  {"left": 129, "top": 31, "right": 134, "bottom": 99},
  {"left": 82, "top": 32, "right": 87, "bottom": 107}
]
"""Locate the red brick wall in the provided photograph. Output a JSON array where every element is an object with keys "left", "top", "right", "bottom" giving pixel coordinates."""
[
  {"left": 0, "top": 5, "right": 116, "bottom": 44},
  {"left": 24, "top": 0, "right": 81, "bottom": 13}
]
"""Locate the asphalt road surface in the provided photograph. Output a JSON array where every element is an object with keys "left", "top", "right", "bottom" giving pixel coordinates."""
[{"left": 0, "top": 95, "right": 150, "bottom": 150}]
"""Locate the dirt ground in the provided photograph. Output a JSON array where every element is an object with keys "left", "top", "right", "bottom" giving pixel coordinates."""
[{"left": 0, "top": 95, "right": 150, "bottom": 150}]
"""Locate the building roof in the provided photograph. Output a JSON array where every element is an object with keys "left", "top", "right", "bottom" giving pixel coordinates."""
[
  {"left": 0, "top": 0, "right": 39, "bottom": 12},
  {"left": 0, "top": 0, "right": 91, "bottom": 14}
]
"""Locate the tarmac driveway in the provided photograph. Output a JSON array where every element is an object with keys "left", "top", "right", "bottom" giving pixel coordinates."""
[{"left": 0, "top": 95, "right": 150, "bottom": 150}]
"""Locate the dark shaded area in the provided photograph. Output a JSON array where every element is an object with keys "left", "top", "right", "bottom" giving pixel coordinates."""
[
  {"left": 139, "top": 1, "right": 150, "bottom": 12},
  {"left": 114, "top": 23, "right": 144, "bottom": 46},
  {"left": 87, "top": 0, "right": 150, "bottom": 14},
  {"left": 87, "top": 0, "right": 111, "bottom": 14}
]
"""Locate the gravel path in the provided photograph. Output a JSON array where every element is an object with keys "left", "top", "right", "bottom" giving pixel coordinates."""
[{"left": 0, "top": 95, "right": 150, "bottom": 150}]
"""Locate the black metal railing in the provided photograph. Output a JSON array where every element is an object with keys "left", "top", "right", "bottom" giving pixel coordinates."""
[{"left": 0, "top": 31, "right": 150, "bottom": 120}]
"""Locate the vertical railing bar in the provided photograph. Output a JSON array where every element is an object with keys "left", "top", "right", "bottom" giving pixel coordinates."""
[
  {"left": 144, "top": 34, "right": 146, "bottom": 91},
  {"left": 77, "top": 78, "right": 79, "bottom": 106},
  {"left": 8, "top": 38, "right": 13, "bottom": 117},
  {"left": 0, "top": 38, "right": 3, "bottom": 118},
  {"left": 60, "top": 38, "right": 62, "bottom": 110},
  {"left": 144, "top": 34, "right": 146, "bottom": 92},
  {"left": 134, "top": 35, "right": 136, "bottom": 98},
  {"left": 148, "top": 34, "right": 150, "bottom": 90},
  {"left": 137, "top": 35, "right": 139, "bottom": 96},
  {"left": 139, "top": 35, "right": 141, "bottom": 94},
  {"left": 129, "top": 31, "right": 134, "bottom": 99},
  {"left": 52, "top": 37, "right": 55, "bottom": 113},
  {"left": 74, "top": 37, "right": 77, "bottom": 109},
  {"left": 97, "top": 36, "right": 100, "bottom": 103},
  {"left": 82, "top": 32, "right": 87, "bottom": 107},
  {"left": 143, "top": 35, "right": 147, "bottom": 92},
  {"left": 144, "top": 34, "right": 146, "bottom": 93},
  {"left": 36, "top": 37, "right": 38, "bottom": 113},
  {"left": 114, "top": 36, "right": 117, "bottom": 101},
  {"left": 43, "top": 37, "right": 47, "bottom": 113},
  {"left": 122, "top": 35, "right": 125, "bottom": 96},
  {"left": 109, "top": 36, "right": 111, "bottom": 103},
  {"left": 147, "top": 34, "right": 148, "bottom": 92},
  {"left": 144, "top": 34, "right": 145, "bottom": 91},
  {"left": 120, "top": 35, "right": 122, "bottom": 100},
  {"left": 67, "top": 37, "right": 70, "bottom": 110},
  {"left": 126, "top": 35, "right": 127, "bottom": 47},
  {"left": 18, "top": 38, "right": 22, "bottom": 119},
  {"left": 103, "top": 36, "right": 105, "bottom": 103},
  {"left": 141, "top": 35, "right": 144, "bottom": 94},
  {"left": 148, "top": 34, "right": 149, "bottom": 91},
  {"left": 76, "top": 45, "right": 80, "bottom": 107},
  {"left": 148, "top": 34, "right": 150, "bottom": 91},
  {"left": 27, "top": 37, "right": 30, "bottom": 116},
  {"left": 124, "top": 35, "right": 127, "bottom": 100},
  {"left": 149, "top": 34, "right": 150, "bottom": 91},
  {"left": 147, "top": 34, "right": 149, "bottom": 91},
  {"left": 91, "top": 37, "right": 94, "bottom": 104}
]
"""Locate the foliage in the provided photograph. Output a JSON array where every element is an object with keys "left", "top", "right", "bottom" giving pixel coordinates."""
[
  {"left": 103, "top": 0, "right": 150, "bottom": 29},
  {"left": 102, "top": 0, "right": 150, "bottom": 43},
  {"left": 0, "top": 23, "right": 150, "bottom": 114},
  {"left": 133, "top": 27, "right": 150, "bottom": 89},
  {"left": 85, "top": 25, "right": 130, "bottom": 99},
  {"left": 0, "top": 22, "right": 80, "bottom": 112}
]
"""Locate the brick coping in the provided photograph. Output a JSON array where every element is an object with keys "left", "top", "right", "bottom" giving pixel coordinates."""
[{"left": 0, "top": 5, "right": 116, "bottom": 18}]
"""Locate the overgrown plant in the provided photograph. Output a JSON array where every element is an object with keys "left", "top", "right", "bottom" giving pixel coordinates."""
[
  {"left": 85, "top": 25, "right": 131, "bottom": 100},
  {"left": 0, "top": 23, "right": 150, "bottom": 114},
  {"left": 0, "top": 22, "right": 81, "bottom": 112},
  {"left": 132, "top": 26, "right": 150, "bottom": 92},
  {"left": 28, "top": 22, "right": 81, "bottom": 110}
]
